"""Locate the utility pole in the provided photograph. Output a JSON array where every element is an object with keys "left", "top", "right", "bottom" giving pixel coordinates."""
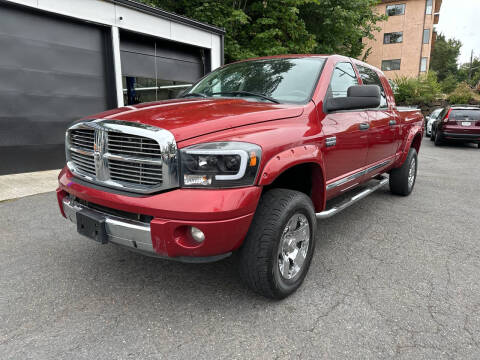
[{"left": 468, "top": 49, "right": 474, "bottom": 82}]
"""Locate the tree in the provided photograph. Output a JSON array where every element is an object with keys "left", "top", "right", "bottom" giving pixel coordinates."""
[
  {"left": 448, "top": 82, "right": 474, "bottom": 104},
  {"left": 429, "top": 33, "right": 462, "bottom": 81},
  {"left": 393, "top": 71, "right": 441, "bottom": 106},
  {"left": 440, "top": 73, "right": 458, "bottom": 94},
  {"left": 457, "top": 56, "right": 480, "bottom": 87},
  {"left": 138, "top": 0, "right": 385, "bottom": 62},
  {"left": 300, "top": 0, "right": 386, "bottom": 58}
]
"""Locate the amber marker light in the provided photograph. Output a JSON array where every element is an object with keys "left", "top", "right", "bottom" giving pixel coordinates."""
[{"left": 249, "top": 152, "right": 257, "bottom": 167}]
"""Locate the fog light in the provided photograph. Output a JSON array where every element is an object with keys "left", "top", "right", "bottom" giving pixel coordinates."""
[{"left": 190, "top": 226, "right": 205, "bottom": 243}]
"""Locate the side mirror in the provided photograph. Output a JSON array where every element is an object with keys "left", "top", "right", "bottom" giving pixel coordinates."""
[{"left": 325, "top": 85, "right": 381, "bottom": 112}]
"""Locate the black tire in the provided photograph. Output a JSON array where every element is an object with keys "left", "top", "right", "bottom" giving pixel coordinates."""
[
  {"left": 238, "top": 189, "right": 316, "bottom": 299},
  {"left": 434, "top": 130, "right": 443, "bottom": 146},
  {"left": 430, "top": 130, "right": 435, "bottom": 141},
  {"left": 389, "top": 148, "right": 418, "bottom": 196}
]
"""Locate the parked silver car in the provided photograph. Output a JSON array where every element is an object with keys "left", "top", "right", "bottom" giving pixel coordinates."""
[{"left": 426, "top": 108, "right": 443, "bottom": 137}]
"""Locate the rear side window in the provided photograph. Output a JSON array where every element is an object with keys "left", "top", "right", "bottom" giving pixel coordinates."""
[
  {"left": 430, "top": 108, "right": 442, "bottom": 119},
  {"left": 328, "top": 62, "right": 359, "bottom": 98},
  {"left": 356, "top": 65, "right": 388, "bottom": 108},
  {"left": 437, "top": 107, "right": 449, "bottom": 121},
  {"left": 450, "top": 109, "right": 480, "bottom": 120}
]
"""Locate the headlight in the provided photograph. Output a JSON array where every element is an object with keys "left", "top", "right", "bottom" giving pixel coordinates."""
[{"left": 180, "top": 142, "right": 262, "bottom": 188}]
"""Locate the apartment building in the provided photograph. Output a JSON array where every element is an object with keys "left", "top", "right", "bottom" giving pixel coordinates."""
[{"left": 362, "top": 0, "right": 442, "bottom": 79}]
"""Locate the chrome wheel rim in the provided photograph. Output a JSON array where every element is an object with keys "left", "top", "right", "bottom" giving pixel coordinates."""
[
  {"left": 277, "top": 213, "right": 310, "bottom": 280},
  {"left": 408, "top": 157, "right": 416, "bottom": 189}
]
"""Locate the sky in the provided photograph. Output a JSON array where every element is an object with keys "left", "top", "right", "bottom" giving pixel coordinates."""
[{"left": 435, "top": 0, "right": 480, "bottom": 64}]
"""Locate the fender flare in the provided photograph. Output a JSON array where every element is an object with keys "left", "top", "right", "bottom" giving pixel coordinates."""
[
  {"left": 257, "top": 144, "right": 326, "bottom": 211},
  {"left": 396, "top": 125, "right": 423, "bottom": 167}
]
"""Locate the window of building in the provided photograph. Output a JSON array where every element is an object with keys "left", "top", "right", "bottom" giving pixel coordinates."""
[
  {"left": 384, "top": 32, "right": 403, "bottom": 44},
  {"left": 381, "top": 59, "right": 401, "bottom": 71},
  {"left": 357, "top": 65, "right": 388, "bottom": 108},
  {"left": 328, "top": 62, "right": 359, "bottom": 98},
  {"left": 386, "top": 4, "right": 406, "bottom": 16},
  {"left": 426, "top": 0, "right": 433, "bottom": 14},
  {"left": 423, "top": 29, "right": 430, "bottom": 44},
  {"left": 420, "top": 57, "right": 428, "bottom": 72}
]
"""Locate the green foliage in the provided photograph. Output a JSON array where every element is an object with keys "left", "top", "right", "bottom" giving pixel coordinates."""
[
  {"left": 300, "top": 0, "right": 386, "bottom": 58},
  {"left": 429, "top": 33, "right": 462, "bottom": 81},
  {"left": 138, "top": 0, "right": 385, "bottom": 62},
  {"left": 440, "top": 74, "right": 458, "bottom": 94},
  {"left": 393, "top": 72, "right": 441, "bottom": 106},
  {"left": 457, "top": 56, "right": 480, "bottom": 87},
  {"left": 448, "top": 82, "right": 474, "bottom": 104}
]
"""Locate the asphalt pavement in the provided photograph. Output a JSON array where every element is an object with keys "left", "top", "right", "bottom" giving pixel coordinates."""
[{"left": 1, "top": 138, "right": 479, "bottom": 359}]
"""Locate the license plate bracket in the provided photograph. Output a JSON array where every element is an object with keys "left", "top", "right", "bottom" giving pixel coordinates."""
[{"left": 76, "top": 210, "right": 108, "bottom": 244}]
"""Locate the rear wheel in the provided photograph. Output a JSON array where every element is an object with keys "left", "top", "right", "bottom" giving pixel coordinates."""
[
  {"left": 434, "top": 130, "right": 443, "bottom": 146},
  {"left": 389, "top": 148, "right": 417, "bottom": 196},
  {"left": 238, "top": 189, "right": 316, "bottom": 299}
]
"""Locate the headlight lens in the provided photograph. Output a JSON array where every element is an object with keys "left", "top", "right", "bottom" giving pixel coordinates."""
[{"left": 180, "top": 142, "right": 262, "bottom": 188}]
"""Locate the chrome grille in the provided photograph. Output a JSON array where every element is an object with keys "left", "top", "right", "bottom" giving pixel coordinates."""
[
  {"left": 65, "top": 120, "right": 179, "bottom": 194},
  {"left": 69, "top": 129, "right": 94, "bottom": 150},
  {"left": 70, "top": 152, "right": 95, "bottom": 176},
  {"left": 107, "top": 133, "right": 161, "bottom": 157},
  {"left": 109, "top": 159, "right": 162, "bottom": 186}
]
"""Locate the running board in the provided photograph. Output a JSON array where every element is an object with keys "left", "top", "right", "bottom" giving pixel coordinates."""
[{"left": 316, "top": 176, "right": 389, "bottom": 219}]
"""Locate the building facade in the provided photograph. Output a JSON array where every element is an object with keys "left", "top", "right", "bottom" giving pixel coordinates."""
[
  {"left": 362, "top": 0, "right": 442, "bottom": 79},
  {"left": 0, "top": 0, "right": 224, "bottom": 174}
]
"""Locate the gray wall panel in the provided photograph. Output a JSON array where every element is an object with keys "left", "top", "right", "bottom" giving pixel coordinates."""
[
  {"left": 120, "top": 51, "right": 156, "bottom": 79},
  {"left": 120, "top": 30, "right": 205, "bottom": 83},
  {"left": 0, "top": 3, "right": 114, "bottom": 174},
  {"left": 156, "top": 57, "right": 204, "bottom": 83}
]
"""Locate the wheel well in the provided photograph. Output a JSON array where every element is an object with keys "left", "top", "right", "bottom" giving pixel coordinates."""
[
  {"left": 411, "top": 133, "right": 422, "bottom": 154},
  {"left": 262, "top": 163, "right": 324, "bottom": 211}
]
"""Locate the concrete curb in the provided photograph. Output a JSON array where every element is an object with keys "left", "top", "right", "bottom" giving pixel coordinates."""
[{"left": 0, "top": 169, "right": 60, "bottom": 202}]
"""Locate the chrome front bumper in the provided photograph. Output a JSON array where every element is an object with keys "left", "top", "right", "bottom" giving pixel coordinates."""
[{"left": 62, "top": 197, "right": 155, "bottom": 254}]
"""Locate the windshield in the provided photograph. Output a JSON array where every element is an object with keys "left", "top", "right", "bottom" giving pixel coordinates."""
[{"left": 184, "top": 57, "right": 325, "bottom": 104}]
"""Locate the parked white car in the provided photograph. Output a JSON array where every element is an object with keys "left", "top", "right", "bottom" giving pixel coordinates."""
[{"left": 426, "top": 108, "right": 443, "bottom": 137}]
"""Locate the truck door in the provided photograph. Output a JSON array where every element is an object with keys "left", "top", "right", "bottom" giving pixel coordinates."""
[
  {"left": 356, "top": 65, "right": 398, "bottom": 168},
  {"left": 322, "top": 62, "right": 369, "bottom": 193}
]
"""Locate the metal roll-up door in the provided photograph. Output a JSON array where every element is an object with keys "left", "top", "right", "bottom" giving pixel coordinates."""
[
  {"left": 120, "top": 31, "right": 209, "bottom": 105},
  {"left": 0, "top": 4, "right": 115, "bottom": 174}
]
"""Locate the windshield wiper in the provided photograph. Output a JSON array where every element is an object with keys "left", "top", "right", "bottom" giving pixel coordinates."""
[
  {"left": 181, "top": 92, "right": 207, "bottom": 98},
  {"left": 211, "top": 91, "right": 280, "bottom": 104}
]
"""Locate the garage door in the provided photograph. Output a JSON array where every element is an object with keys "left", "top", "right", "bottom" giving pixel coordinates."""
[
  {"left": 120, "top": 30, "right": 209, "bottom": 105},
  {"left": 0, "top": 4, "right": 115, "bottom": 174}
]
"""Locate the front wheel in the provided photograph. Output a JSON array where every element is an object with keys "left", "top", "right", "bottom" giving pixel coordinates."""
[
  {"left": 389, "top": 148, "right": 418, "bottom": 196},
  {"left": 238, "top": 189, "right": 316, "bottom": 299}
]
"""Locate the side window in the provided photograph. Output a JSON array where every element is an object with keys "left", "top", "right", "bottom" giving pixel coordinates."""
[
  {"left": 437, "top": 107, "right": 448, "bottom": 122},
  {"left": 328, "top": 62, "right": 358, "bottom": 98},
  {"left": 356, "top": 65, "right": 388, "bottom": 108}
]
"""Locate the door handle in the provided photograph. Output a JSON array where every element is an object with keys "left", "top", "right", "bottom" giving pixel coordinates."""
[
  {"left": 326, "top": 136, "right": 336, "bottom": 147},
  {"left": 359, "top": 122, "right": 370, "bottom": 130},
  {"left": 389, "top": 120, "right": 397, "bottom": 126}
]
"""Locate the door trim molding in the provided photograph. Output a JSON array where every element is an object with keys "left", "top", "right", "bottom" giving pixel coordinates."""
[{"left": 326, "top": 159, "right": 391, "bottom": 191}]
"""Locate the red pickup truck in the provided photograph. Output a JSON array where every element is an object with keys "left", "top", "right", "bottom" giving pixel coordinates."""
[{"left": 57, "top": 55, "right": 424, "bottom": 299}]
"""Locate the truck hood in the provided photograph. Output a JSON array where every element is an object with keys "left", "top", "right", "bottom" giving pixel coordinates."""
[{"left": 98, "top": 98, "right": 304, "bottom": 142}]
